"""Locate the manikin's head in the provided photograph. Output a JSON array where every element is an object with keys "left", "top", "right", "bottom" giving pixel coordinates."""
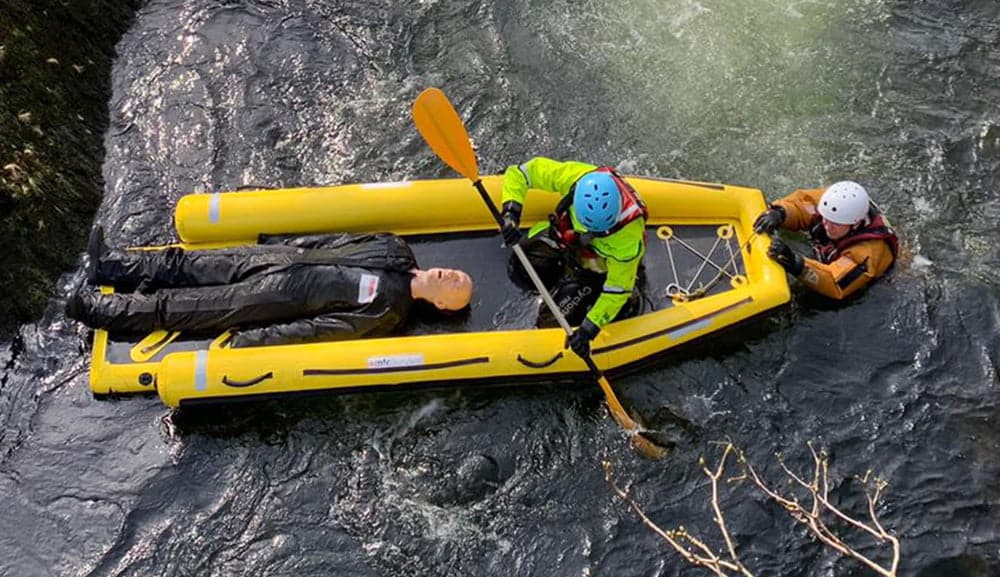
[
  {"left": 410, "top": 268, "right": 473, "bottom": 311},
  {"left": 818, "top": 181, "right": 871, "bottom": 240}
]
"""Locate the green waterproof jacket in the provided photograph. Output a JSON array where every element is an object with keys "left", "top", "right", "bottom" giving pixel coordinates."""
[{"left": 501, "top": 157, "right": 646, "bottom": 328}]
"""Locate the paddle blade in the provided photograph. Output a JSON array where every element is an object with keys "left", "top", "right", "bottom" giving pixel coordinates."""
[
  {"left": 412, "top": 88, "right": 479, "bottom": 181},
  {"left": 597, "top": 374, "right": 670, "bottom": 460},
  {"left": 597, "top": 374, "right": 638, "bottom": 429},
  {"left": 631, "top": 431, "right": 671, "bottom": 460}
]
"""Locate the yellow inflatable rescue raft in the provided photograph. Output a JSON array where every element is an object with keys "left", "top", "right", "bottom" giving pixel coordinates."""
[{"left": 87, "top": 175, "right": 790, "bottom": 407}]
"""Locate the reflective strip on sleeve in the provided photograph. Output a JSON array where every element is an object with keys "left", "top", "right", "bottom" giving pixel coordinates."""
[{"left": 518, "top": 163, "right": 532, "bottom": 188}]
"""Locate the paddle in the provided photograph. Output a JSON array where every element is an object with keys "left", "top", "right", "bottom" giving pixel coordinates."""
[{"left": 412, "top": 87, "right": 667, "bottom": 459}]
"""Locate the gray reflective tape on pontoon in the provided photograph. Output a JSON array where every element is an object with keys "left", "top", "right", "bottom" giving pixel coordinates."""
[
  {"left": 668, "top": 319, "right": 712, "bottom": 340},
  {"left": 208, "top": 194, "right": 221, "bottom": 223},
  {"left": 195, "top": 350, "right": 208, "bottom": 391}
]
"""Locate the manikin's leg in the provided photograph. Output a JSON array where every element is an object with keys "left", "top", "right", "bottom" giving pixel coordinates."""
[{"left": 92, "top": 242, "right": 299, "bottom": 293}]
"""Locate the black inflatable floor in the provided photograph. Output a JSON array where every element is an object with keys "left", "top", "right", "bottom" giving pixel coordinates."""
[{"left": 403, "top": 224, "right": 747, "bottom": 334}]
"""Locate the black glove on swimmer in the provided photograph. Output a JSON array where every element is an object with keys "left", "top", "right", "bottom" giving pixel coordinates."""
[
  {"left": 768, "top": 238, "right": 805, "bottom": 276},
  {"left": 753, "top": 205, "right": 786, "bottom": 234}
]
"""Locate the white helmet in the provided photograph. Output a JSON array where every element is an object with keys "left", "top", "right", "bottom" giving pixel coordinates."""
[{"left": 818, "top": 181, "right": 871, "bottom": 225}]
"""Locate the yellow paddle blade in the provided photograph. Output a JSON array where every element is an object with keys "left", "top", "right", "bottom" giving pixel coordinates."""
[
  {"left": 597, "top": 374, "right": 669, "bottom": 460},
  {"left": 412, "top": 88, "right": 479, "bottom": 181},
  {"left": 631, "top": 433, "right": 670, "bottom": 460},
  {"left": 597, "top": 374, "right": 637, "bottom": 429}
]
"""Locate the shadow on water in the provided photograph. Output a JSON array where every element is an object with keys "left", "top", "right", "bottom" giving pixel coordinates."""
[
  {"left": 915, "top": 555, "right": 1000, "bottom": 577},
  {"left": 166, "top": 379, "right": 577, "bottom": 438},
  {"left": 0, "top": 1, "right": 139, "bottom": 334},
  {"left": 617, "top": 308, "right": 791, "bottom": 416}
]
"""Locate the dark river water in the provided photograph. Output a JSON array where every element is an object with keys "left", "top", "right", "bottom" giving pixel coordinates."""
[{"left": 2, "top": 1, "right": 999, "bottom": 576}]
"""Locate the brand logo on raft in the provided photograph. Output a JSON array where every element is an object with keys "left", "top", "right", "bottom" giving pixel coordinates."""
[{"left": 367, "top": 354, "right": 425, "bottom": 369}]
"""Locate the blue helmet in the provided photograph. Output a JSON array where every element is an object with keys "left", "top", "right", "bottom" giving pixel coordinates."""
[{"left": 573, "top": 172, "right": 621, "bottom": 233}]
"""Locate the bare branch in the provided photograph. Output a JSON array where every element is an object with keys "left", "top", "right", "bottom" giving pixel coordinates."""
[
  {"left": 741, "top": 445, "right": 901, "bottom": 577},
  {"left": 603, "top": 460, "right": 753, "bottom": 577},
  {"left": 702, "top": 445, "right": 752, "bottom": 576},
  {"left": 606, "top": 444, "right": 901, "bottom": 577}
]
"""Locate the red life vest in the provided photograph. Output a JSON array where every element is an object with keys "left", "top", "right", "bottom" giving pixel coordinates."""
[
  {"left": 551, "top": 167, "right": 648, "bottom": 250},
  {"left": 809, "top": 209, "right": 899, "bottom": 264}
]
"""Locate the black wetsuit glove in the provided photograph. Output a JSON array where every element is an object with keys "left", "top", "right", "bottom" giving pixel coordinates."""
[
  {"left": 768, "top": 238, "right": 805, "bottom": 276},
  {"left": 753, "top": 205, "right": 786, "bottom": 234},
  {"left": 500, "top": 201, "right": 523, "bottom": 247},
  {"left": 565, "top": 318, "right": 600, "bottom": 358}
]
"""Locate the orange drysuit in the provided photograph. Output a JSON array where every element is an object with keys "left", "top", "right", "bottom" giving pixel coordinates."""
[{"left": 773, "top": 188, "right": 898, "bottom": 300}]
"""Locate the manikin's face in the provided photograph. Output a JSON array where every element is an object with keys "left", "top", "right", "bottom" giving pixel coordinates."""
[
  {"left": 822, "top": 219, "right": 854, "bottom": 240},
  {"left": 414, "top": 268, "right": 473, "bottom": 310}
]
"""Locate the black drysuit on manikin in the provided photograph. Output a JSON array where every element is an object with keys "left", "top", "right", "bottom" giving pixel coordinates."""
[{"left": 67, "top": 233, "right": 417, "bottom": 348}]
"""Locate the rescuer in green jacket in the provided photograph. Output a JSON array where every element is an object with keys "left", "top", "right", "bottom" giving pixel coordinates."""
[{"left": 499, "top": 157, "right": 647, "bottom": 358}]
